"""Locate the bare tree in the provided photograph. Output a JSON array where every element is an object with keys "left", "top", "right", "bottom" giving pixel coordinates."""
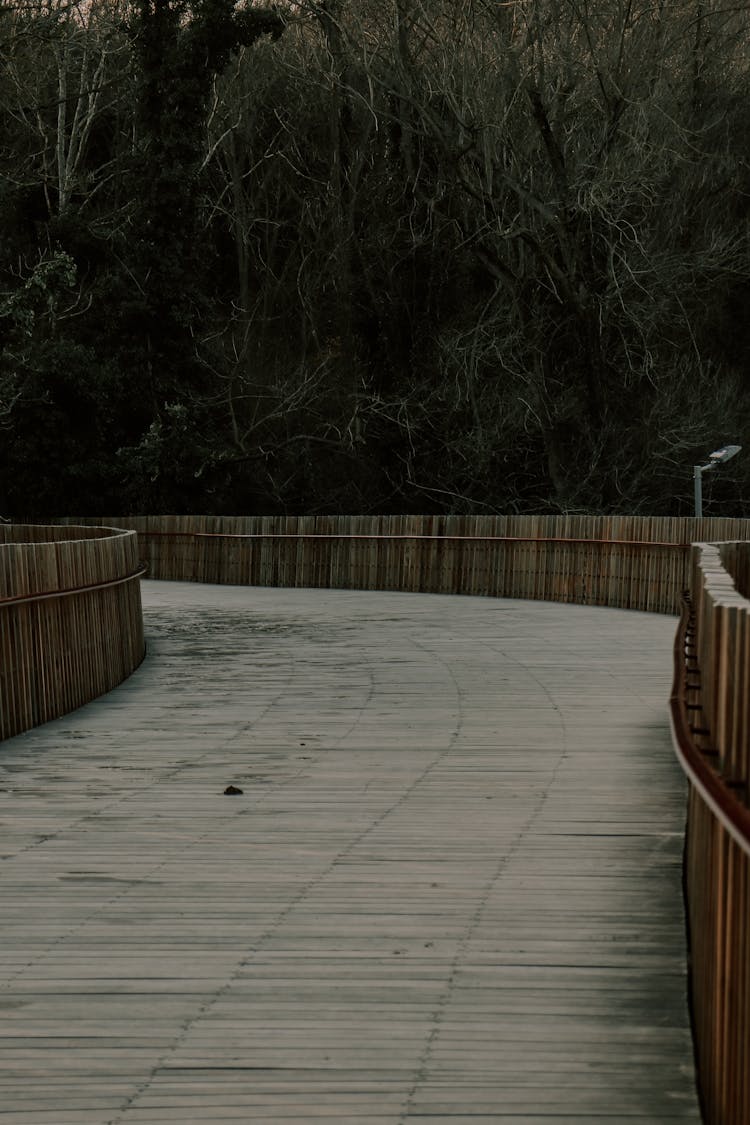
[{"left": 0, "top": 0, "right": 129, "bottom": 217}]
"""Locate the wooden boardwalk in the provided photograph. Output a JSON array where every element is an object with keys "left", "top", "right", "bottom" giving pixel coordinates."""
[{"left": 0, "top": 582, "right": 701, "bottom": 1124}]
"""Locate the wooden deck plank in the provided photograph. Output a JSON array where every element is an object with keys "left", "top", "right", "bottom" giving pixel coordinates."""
[{"left": 0, "top": 583, "right": 700, "bottom": 1123}]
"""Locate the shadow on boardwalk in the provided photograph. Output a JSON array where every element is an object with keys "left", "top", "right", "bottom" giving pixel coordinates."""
[{"left": 0, "top": 581, "right": 700, "bottom": 1124}]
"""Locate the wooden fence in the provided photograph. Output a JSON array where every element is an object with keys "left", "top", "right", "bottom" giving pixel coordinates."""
[
  {"left": 670, "top": 541, "right": 750, "bottom": 1125},
  {"left": 61, "top": 513, "right": 750, "bottom": 615},
  {"left": 0, "top": 524, "right": 145, "bottom": 741}
]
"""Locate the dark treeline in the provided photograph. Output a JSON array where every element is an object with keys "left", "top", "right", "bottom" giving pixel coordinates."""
[{"left": 1, "top": 0, "right": 750, "bottom": 517}]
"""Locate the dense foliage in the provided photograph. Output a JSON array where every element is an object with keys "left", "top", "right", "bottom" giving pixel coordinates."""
[{"left": 1, "top": 0, "right": 749, "bottom": 516}]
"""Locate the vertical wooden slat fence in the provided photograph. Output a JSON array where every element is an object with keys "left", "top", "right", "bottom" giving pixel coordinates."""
[
  {"left": 670, "top": 542, "right": 750, "bottom": 1125},
  {"left": 59, "top": 513, "right": 750, "bottom": 614},
  {"left": 0, "top": 525, "right": 145, "bottom": 741}
]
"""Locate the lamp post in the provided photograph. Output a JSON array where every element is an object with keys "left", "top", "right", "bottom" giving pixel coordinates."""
[{"left": 693, "top": 444, "right": 741, "bottom": 518}]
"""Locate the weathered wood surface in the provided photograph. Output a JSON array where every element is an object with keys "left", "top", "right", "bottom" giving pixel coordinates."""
[{"left": 0, "top": 582, "right": 700, "bottom": 1123}]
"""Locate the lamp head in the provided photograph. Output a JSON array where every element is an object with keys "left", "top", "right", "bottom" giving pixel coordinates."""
[{"left": 709, "top": 444, "right": 742, "bottom": 463}]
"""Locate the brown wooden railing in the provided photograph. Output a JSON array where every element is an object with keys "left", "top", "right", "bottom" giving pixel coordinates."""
[
  {"left": 0, "top": 525, "right": 145, "bottom": 741},
  {"left": 58, "top": 513, "right": 750, "bottom": 614},
  {"left": 670, "top": 543, "right": 750, "bottom": 1125}
]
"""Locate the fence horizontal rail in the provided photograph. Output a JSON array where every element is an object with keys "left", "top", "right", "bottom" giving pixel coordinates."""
[
  {"left": 0, "top": 564, "right": 147, "bottom": 608},
  {"left": 136, "top": 530, "right": 691, "bottom": 548}
]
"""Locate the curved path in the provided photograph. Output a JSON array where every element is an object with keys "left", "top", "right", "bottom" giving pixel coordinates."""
[{"left": 0, "top": 582, "right": 700, "bottom": 1124}]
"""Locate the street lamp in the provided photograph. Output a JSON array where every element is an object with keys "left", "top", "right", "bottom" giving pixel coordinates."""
[{"left": 694, "top": 444, "right": 742, "bottom": 518}]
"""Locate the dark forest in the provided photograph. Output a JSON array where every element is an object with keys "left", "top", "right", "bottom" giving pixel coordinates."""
[{"left": 1, "top": 0, "right": 749, "bottom": 517}]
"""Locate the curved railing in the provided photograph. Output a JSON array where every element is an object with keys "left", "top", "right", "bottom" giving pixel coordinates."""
[
  {"left": 0, "top": 525, "right": 145, "bottom": 740},
  {"left": 670, "top": 544, "right": 750, "bottom": 1125},
  {"left": 57, "top": 512, "right": 750, "bottom": 614}
]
